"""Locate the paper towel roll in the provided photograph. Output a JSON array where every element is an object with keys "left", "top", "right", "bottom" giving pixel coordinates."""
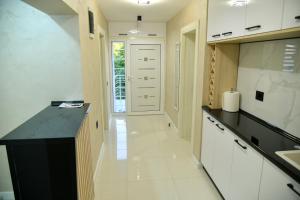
[{"left": 222, "top": 91, "right": 240, "bottom": 112}]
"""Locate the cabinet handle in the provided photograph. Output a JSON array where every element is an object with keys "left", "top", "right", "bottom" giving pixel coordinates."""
[
  {"left": 207, "top": 117, "right": 215, "bottom": 123},
  {"left": 222, "top": 32, "right": 232, "bottom": 36},
  {"left": 216, "top": 124, "right": 224, "bottom": 131},
  {"left": 295, "top": 16, "right": 300, "bottom": 20},
  {"left": 245, "top": 25, "right": 261, "bottom": 31},
  {"left": 212, "top": 34, "right": 221, "bottom": 38},
  {"left": 234, "top": 139, "right": 247, "bottom": 150},
  {"left": 287, "top": 184, "right": 300, "bottom": 197}
]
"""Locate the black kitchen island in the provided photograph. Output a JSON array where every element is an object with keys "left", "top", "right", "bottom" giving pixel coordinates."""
[{"left": 0, "top": 103, "right": 91, "bottom": 200}]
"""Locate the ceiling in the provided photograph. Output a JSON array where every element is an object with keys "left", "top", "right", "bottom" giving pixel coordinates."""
[{"left": 97, "top": 0, "right": 192, "bottom": 22}]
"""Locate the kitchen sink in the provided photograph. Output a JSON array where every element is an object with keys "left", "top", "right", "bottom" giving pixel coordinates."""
[{"left": 276, "top": 150, "right": 300, "bottom": 171}]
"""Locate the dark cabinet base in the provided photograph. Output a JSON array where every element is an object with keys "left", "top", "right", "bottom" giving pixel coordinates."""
[{"left": 7, "top": 140, "right": 78, "bottom": 200}]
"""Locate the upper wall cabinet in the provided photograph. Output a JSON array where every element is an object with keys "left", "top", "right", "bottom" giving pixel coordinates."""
[
  {"left": 207, "top": 0, "right": 246, "bottom": 42},
  {"left": 207, "top": 0, "right": 300, "bottom": 42},
  {"left": 245, "top": 0, "right": 283, "bottom": 35},
  {"left": 282, "top": 0, "right": 300, "bottom": 29}
]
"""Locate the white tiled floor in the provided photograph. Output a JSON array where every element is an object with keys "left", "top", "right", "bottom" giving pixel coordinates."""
[{"left": 94, "top": 115, "right": 222, "bottom": 200}]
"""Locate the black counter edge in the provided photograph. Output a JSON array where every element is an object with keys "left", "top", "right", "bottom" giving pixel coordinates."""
[{"left": 202, "top": 105, "right": 300, "bottom": 184}]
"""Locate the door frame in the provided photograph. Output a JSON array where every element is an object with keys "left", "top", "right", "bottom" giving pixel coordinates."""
[
  {"left": 109, "top": 38, "right": 127, "bottom": 115},
  {"left": 97, "top": 25, "right": 110, "bottom": 130},
  {"left": 126, "top": 38, "right": 166, "bottom": 115},
  {"left": 178, "top": 21, "right": 199, "bottom": 149}
]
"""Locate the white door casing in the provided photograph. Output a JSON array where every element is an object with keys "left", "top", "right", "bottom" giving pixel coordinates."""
[{"left": 130, "top": 44, "right": 161, "bottom": 112}]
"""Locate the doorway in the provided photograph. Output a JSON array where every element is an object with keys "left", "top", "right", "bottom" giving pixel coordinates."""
[
  {"left": 111, "top": 41, "right": 126, "bottom": 113},
  {"left": 178, "top": 21, "right": 199, "bottom": 145},
  {"left": 99, "top": 31, "right": 109, "bottom": 130}
]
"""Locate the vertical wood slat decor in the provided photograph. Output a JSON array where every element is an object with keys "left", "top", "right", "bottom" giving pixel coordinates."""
[
  {"left": 205, "top": 44, "right": 240, "bottom": 109},
  {"left": 76, "top": 115, "right": 95, "bottom": 200}
]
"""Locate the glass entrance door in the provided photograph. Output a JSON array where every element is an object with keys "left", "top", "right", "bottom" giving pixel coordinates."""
[{"left": 112, "top": 41, "right": 126, "bottom": 113}]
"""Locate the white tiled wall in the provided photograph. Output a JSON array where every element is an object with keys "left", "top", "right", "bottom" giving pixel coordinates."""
[{"left": 237, "top": 38, "right": 300, "bottom": 139}]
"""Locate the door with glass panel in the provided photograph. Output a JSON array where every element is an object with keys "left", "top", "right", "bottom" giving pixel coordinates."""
[
  {"left": 112, "top": 41, "right": 126, "bottom": 113},
  {"left": 129, "top": 44, "right": 161, "bottom": 113}
]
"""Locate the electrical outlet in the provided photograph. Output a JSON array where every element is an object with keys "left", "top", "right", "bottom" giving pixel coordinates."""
[{"left": 256, "top": 91, "right": 264, "bottom": 102}]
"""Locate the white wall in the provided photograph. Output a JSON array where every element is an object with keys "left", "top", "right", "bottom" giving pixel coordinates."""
[
  {"left": 0, "top": 0, "right": 83, "bottom": 194},
  {"left": 237, "top": 38, "right": 300, "bottom": 139}
]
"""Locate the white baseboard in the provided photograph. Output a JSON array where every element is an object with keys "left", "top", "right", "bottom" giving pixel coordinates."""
[
  {"left": 93, "top": 142, "right": 105, "bottom": 181},
  {"left": 0, "top": 192, "right": 14, "bottom": 200},
  {"left": 164, "top": 112, "right": 178, "bottom": 132}
]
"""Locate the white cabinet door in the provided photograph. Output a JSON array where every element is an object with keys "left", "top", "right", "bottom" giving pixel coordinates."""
[
  {"left": 207, "top": 0, "right": 246, "bottom": 42},
  {"left": 219, "top": 0, "right": 246, "bottom": 40},
  {"left": 245, "top": 0, "right": 284, "bottom": 35},
  {"left": 282, "top": 0, "right": 300, "bottom": 29},
  {"left": 229, "top": 137, "right": 263, "bottom": 200},
  {"left": 211, "top": 125, "right": 234, "bottom": 200},
  {"left": 259, "top": 160, "right": 300, "bottom": 200},
  {"left": 207, "top": 0, "right": 223, "bottom": 41},
  {"left": 201, "top": 112, "right": 217, "bottom": 175}
]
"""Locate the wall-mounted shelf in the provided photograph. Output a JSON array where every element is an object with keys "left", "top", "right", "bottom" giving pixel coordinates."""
[
  {"left": 204, "top": 44, "right": 240, "bottom": 109},
  {"left": 22, "top": 0, "right": 77, "bottom": 15},
  {"left": 208, "top": 27, "right": 300, "bottom": 44}
]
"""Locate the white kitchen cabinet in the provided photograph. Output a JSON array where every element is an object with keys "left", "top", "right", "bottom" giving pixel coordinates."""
[
  {"left": 282, "top": 0, "right": 300, "bottom": 29},
  {"left": 207, "top": 0, "right": 223, "bottom": 41},
  {"left": 211, "top": 125, "right": 234, "bottom": 200},
  {"left": 207, "top": 0, "right": 245, "bottom": 42},
  {"left": 201, "top": 112, "right": 217, "bottom": 175},
  {"left": 245, "top": 0, "right": 284, "bottom": 35},
  {"left": 259, "top": 159, "right": 300, "bottom": 200},
  {"left": 229, "top": 136, "right": 264, "bottom": 200}
]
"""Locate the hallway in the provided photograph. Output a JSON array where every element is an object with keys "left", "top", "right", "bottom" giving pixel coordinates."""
[{"left": 94, "top": 115, "right": 221, "bottom": 200}]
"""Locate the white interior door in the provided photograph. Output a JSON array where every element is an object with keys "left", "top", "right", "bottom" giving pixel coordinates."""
[{"left": 129, "top": 44, "right": 161, "bottom": 113}]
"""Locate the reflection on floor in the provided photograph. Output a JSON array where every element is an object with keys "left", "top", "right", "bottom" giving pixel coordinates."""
[
  {"left": 114, "top": 99, "right": 126, "bottom": 113},
  {"left": 94, "top": 115, "right": 222, "bottom": 200}
]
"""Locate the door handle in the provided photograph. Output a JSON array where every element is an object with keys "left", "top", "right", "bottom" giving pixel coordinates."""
[
  {"left": 245, "top": 25, "right": 261, "bottom": 31},
  {"left": 295, "top": 16, "right": 300, "bottom": 20},
  {"left": 234, "top": 139, "right": 247, "bottom": 150},
  {"left": 212, "top": 34, "right": 221, "bottom": 38},
  {"left": 287, "top": 183, "right": 300, "bottom": 197},
  {"left": 207, "top": 117, "right": 215, "bottom": 123},
  {"left": 216, "top": 124, "right": 224, "bottom": 131},
  {"left": 222, "top": 32, "right": 232, "bottom": 36}
]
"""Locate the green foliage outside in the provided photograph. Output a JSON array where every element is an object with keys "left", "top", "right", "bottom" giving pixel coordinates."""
[{"left": 113, "top": 42, "right": 126, "bottom": 100}]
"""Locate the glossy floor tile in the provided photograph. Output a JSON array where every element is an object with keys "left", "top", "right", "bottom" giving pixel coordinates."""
[{"left": 94, "top": 115, "right": 222, "bottom": 200}]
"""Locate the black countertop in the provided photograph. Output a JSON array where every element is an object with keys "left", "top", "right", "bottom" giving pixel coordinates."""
[
  {"left": 202, "top": 106, "right": 300, "bottom": 183},
  {"left": 0, "top": 104, "right": 90, "bottom": 145}
]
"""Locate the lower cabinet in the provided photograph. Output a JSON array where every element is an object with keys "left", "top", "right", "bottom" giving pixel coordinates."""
[
  {"left": 229, "top": 137, "right": 263, "bottom": 200},
  {"left": 259, "top": 160, "right": 300, "bottom": 200},
  {"left": 211, "top": 124, "right": 234, "bottom": 200},
  {"left": 201, "top": 111, "right": 299, "bottom": 200},
  {"left": 201, "top": 112, "right": 217, "bottom": 175}
]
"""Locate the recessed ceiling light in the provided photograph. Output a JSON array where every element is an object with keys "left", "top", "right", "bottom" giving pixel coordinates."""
[{"left": 138, "top": 0, "right": 151, "bottom": 5}]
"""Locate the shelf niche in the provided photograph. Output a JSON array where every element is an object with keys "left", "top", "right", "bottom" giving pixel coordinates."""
[{"left": 204, "top": 44, "right": 240, "bottom": 109}]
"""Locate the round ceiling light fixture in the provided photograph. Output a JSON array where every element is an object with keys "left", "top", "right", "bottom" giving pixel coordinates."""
[{"left": 138, "top": 0, "right": 151, "bottom": 5}]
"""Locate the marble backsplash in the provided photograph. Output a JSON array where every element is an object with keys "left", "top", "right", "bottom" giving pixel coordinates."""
[{"left": 237, "top": 38, "right": 300, "bottom": 139}]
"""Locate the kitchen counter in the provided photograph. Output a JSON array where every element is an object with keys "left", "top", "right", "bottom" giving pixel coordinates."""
[
  {"left": 0, "top": 103, "right": 90, "bottom": 144},
  {"left": 202, "top": 106, "right": 300, "bottom": 183}
]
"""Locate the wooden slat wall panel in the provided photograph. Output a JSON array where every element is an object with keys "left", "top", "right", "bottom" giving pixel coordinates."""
[{"left": 76, "top": 115, "right": 94, "bottom": 200}]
